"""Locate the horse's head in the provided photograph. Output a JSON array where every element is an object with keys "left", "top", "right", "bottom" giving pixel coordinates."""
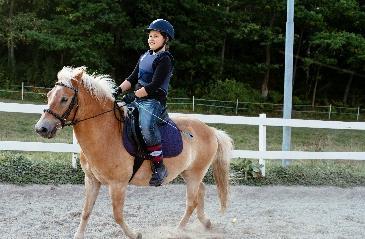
[
  {"left": 35, "top": 67, "right": 114, "bottom": 138},
  {"left": 35, "top": 67, "right": 85, "bottom": 138}
]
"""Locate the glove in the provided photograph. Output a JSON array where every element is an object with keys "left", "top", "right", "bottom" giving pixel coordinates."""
[{"left": 122, "top": 92, "right": 136, "bottom": 104}]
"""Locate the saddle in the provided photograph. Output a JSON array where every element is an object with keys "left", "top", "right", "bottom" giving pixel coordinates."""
[{"left": 122, "top": 104, "right": 183, "bottom": 181}]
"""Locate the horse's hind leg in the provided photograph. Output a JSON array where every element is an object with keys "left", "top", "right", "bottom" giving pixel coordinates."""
[
  {"left": 74, "top": 175, "right": 101, "bottom": 239},
  {"left": 178, "top": 180, "right": 199, "bottom": 229},
  {"left": 109, "top": 183, "right": 142, "bottom": 239},
  {"left": 196, "top": 182, "right": 211, "bottom": 229},
  {"left": 179, "top": 177, "right": 211, "bottom": 229}
]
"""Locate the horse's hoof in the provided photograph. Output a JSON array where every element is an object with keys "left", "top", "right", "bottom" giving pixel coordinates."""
[
  {"left": 73, "top": 232, "right": 84, "bottom": 239},
  {"left": 177, "top": 225, "right": 186, "bottom": 231},
  {"left": 136, "top": 232, "right": 142, "bottom": 239},
  {"left": 205, "top": 219, "right": 212, "bottom": 229}
]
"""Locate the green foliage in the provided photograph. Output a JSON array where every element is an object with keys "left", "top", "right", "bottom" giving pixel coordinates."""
[
  {"left": 227, "top": 161, "right": 365, "bottom": 187},
  {"left": 201, "top": 159, "right": 365, "bottom": 187},
  {"left": 0, "top": 66, "right": 10, "bottom": 86},
  {"left": 262, "top": 163, "right": 365, "bottom": 187},
  {"left": 0, "top": 153, "right": 84, "bottom": 185},
  {"left": 0, "top": 0, "right": 365, "bottom": 108},
  {"left": 230, "top": 158, "right": 262, "bottom": 180},
  {"left": 1, "top": 153, "right": 364, "bottom": 187},
  {"left": 206, "top": 79, "right": 261, "bottom": 102}
]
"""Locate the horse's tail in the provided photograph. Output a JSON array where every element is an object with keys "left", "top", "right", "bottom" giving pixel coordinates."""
[{"left": 212, "top": 129, "right": 233, "bottom": 213}]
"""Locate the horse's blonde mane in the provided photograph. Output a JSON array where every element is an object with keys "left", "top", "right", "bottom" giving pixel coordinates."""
[{"left": 57, "top": 66, "right": 116, "bottom": 102}]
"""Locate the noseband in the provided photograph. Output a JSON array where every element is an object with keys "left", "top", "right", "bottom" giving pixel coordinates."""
[{"left": 44, "top": 82, "right": 79, "bottom": 128}]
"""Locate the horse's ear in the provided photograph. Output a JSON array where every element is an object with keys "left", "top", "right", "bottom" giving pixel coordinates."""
[{"left": 72, "top": 67, "right": 86, "bottom": 81}]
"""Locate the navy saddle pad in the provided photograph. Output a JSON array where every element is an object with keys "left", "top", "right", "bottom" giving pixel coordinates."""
[{"left": 123, "top": 118, "right": 183, "bottom": 158}]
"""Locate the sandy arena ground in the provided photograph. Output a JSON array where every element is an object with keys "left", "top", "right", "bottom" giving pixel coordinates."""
[{"left": 0, "top": 184, "right": 364, "bottom": 239}]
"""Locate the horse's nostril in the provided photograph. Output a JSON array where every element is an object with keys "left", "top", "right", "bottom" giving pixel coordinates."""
[
  {"left": 36, "top": 126, "right": 48, "bottom": 134},
  {"left": 41, "top": 127, "right": 48, "bottom": 133}
]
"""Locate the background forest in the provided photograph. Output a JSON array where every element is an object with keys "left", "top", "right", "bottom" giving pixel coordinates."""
[{"left": 0, "top": 0, "right": 364, "bottom": 106}]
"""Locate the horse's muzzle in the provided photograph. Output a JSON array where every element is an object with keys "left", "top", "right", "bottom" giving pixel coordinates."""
[{"left": 35, "top": 120, "right": 58, "bottom": 139}]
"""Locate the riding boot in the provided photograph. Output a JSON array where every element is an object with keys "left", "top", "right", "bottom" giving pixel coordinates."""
[{"left": 147, "top": 145, "right": 168, "bottom": 186}]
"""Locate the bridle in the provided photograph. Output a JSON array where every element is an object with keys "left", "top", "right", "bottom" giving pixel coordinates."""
[
  {"left": 44, "top": 82, "right": 79, "bottom": 128},
  {"left": 44, "top": 82, "right": 123, "bottom": 128}
]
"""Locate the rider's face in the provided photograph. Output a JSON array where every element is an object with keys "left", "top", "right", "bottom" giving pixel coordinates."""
[{"left": 148, "top": 30, "right": 165, "bottom": 51}]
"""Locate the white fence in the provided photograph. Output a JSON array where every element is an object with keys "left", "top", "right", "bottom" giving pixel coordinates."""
[{"left": 1, "top": 102, "right": 365, "bottom": 176}]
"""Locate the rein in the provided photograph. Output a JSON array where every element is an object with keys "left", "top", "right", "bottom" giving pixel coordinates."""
[{"left": 44, "top": 82, "right": 123, "bottom": 128}]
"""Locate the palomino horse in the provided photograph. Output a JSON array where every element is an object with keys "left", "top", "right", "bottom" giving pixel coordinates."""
[{"left": 35, "top": 66, "right": 233, "bottom": 239}]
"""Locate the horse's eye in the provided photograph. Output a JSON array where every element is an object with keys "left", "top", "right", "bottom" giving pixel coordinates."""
[{"left": 61, "top": 96, "right": 68, "bottom": 103}]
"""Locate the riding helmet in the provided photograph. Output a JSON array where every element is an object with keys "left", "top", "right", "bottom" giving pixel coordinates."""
[{"left": 146, "top": 19, "right": 175, "bottom": 40}]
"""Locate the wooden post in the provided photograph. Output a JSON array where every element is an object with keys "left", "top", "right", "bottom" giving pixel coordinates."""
[
  {"left": 259, "top": 113, "right": 267, "bottom": 177},
  {"left": 192, "top": 96, "right": 195, "bottom": 112},
  {"left": 72, "top": 130, "right": 78, "bottom": 169},
  {"left": 235, "top": 99, "right": 239, "bottom": 115},
  {"left": 21, "top": 82, "right": 24, "bottom": 101}
]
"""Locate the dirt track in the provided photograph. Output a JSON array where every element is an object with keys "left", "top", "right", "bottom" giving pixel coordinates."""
[{"left": 0, "top": 184, "right": 364, "bottom": 239}]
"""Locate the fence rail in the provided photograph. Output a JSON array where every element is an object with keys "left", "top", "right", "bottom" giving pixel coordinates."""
[{"left": 1, "top": 102, "right": 365, "bottom": 176}]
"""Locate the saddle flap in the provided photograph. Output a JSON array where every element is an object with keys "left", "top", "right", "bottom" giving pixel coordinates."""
[{"left": 122, "top": 106, "right": 183, "bottom": 158}]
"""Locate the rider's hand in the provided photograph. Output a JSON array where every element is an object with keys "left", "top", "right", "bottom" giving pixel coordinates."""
[
  {"left": 119, "top": 80, "right": 131, "bottom": 92},
  {"left": 135, "top": 87, "right": 148, "bottom": 98},
  {"left": 122, "top": 92, "right": 136, "bottom": 104}
]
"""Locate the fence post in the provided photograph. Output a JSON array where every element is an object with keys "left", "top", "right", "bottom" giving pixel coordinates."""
[
  {"left": 72, "top": 130, "right": 78, "bottom": 169},
  {"left": 192, "top": 96, "right": 195, "bottom": 112},
  {"left": 259, "top": 113, "right": 266, "bottom": 177},
  {"left": 328, "top": 104, "right": 332, "bottom": 120},
  {"left": 357, "top": 107, "right": 360, "bottom": 121},
  {"left": 21, "top": 82, "right": 24, "bottom": 101},
  {"left": 235, "top": 99, "right": 239, "bottom": 115}
]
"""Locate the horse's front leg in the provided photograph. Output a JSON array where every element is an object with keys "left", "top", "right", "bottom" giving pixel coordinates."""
[
  {"left": 109, "top": 183, "right": 142, "bottom": 239},
  {"left": 74, "top": 174, "right": 101, "bottom": 239}
]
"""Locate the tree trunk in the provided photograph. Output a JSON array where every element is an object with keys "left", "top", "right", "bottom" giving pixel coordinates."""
[
  {"left": 305, "top": 68, "right": 311, "bottom": 99},
  {"left": 293, "top": 29, "right": 304, "bottom": 88},
  {"left": 343, "top": 73, "right": 353, "bottom": 105},
  {"left": 311, "top": 67, "right": 320, "bottom": 107},
  {"left": 311, "top": 77, "right": 318, "bottom": 108},
  {"left": 219, "top": 6, "right": 229, "bottom": 78},
  {"left": 261, "top": 14, "right": 276, "bottom": 99},
  {"left": 189, "top": 71, "right": 194, "bottom": 95},
  {"left": 304, "top": 46, "right": 312, "bottom": 99},
  {"left": 219, "top": 36, "right": 226, "bottom": 78},
  {"left": 60, "top": 52, "right": 64, "bottom": 67},
  {"left": 261, "top": 44, "right": 270, "bottom": 98},
  {"left": 7, "top": 0, "right": 15, "bottom": 78}
]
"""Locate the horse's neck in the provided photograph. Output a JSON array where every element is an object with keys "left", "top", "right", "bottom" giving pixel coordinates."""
[{"left": 73, "top": 96, "right": 122, "bottom": 151}]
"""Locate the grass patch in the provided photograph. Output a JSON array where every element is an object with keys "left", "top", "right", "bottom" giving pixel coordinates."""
[
  {"left": 0, "top": 112, "right": 73, "bottom": 142},
  {"left": 213, "top": 124, "right": 365, "bottom": 152},
  {"left": 200, "top": 159, "right": 365, "bottom": 187},
  {"left": 1, "top": 153, "right": 365, "bottom": 187},
  {"left": 0, "top": 152, "right": 84, "bottom": 184}
]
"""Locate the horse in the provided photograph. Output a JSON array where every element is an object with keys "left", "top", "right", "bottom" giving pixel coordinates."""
[{"left": 35, "top": 66, "right": 233, "bottom": 239}]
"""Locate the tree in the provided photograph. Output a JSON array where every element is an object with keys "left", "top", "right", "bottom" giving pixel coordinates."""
[
  {"left": 0, "top": 0, "right": 42, "bottom": 81},
  {"left": 310, "top": 31, "right": 365, "bottom": 104}
]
